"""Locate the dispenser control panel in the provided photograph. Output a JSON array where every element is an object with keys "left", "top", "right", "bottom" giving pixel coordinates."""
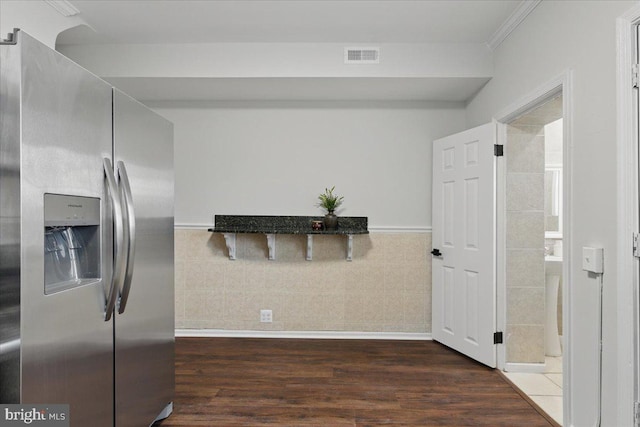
[{"left": 44, "top": 193, "right": 100, "bottom": 227}]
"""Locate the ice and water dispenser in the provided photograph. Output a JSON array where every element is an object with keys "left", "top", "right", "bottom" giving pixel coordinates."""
[{"left": 44, "top": 194, "right": 101, "bottom": 294}]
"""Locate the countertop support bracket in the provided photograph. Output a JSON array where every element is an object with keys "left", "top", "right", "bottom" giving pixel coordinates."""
[
  {"left": 306, "top": 235, "right": 313, "bottom": 261},
  {"left": 222, "top": 233, "right": 237, "bottom": 260},
  {"left": 266, "top": 234, "right": 276, "bottom": 260},
  {"left": 347, "top": 234, "right": 354, "bottom": 261}
]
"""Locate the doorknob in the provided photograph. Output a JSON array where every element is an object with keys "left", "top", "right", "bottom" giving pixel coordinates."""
[{"left": 431, "top": 248, "right": 442, "bottom": 257}]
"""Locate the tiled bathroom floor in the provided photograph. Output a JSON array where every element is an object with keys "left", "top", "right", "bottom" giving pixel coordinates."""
[{"left": 503, "top": 356, "right": 563, "bottom": 425}]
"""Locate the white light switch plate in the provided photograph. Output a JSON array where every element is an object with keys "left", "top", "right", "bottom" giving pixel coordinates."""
[{"left": 582, "top": 247, "right": 604, "bottom": 274}]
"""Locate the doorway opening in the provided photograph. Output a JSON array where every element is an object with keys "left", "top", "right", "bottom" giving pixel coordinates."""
[{"left": 498, "top": 93, "right": 565, "bottom": 425}]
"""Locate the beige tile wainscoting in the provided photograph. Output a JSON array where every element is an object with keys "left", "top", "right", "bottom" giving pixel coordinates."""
[
  {"left": 175, "top": 229, "right": 432, "bottom": 333},
  {"left": 505, "top": 113, "right": 547, "bottom": 364}
]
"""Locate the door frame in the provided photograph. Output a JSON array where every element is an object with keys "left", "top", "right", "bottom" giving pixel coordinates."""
[
  {"left": 493, "top": 72, "right": 573, "bottom": 424},
  {"left": 616, "top": 5, "right": 640, "bottom": 425}
]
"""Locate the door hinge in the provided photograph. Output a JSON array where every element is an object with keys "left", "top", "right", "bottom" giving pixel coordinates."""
[
  {"left": 634, "top": 401, "right": 640, "bottom": 425},
  {"left": 494, "top": 144, "right": 504, "bottom": 157},
  {"left": 493, "top": 331, "right": 503, "bottom": 344},
  {"left": 633, "top": 64, "right": 639, "bottom": 88},
  {"left": 634, "top": 233, "right": 640, "bottom": 258}
]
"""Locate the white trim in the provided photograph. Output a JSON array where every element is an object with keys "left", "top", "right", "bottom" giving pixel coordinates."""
[
  {"left": 486, "top": 0, "right": 542, "bottom": 51},
  {"left": 503, "top": 362, "right": 547, "bottom": 374},
  {"left": 616, "top": 6, "right": 640, "bottom": 426},
  {"left": 496, "top": 121, "right": 507, "bottom": 371},
  {"left": 494, "top": 71, "right": 573, "bottom": 427},
  {"left": 44, "top": 0, "right": 80, "bottom": 17},
  {"left": 174, "top": 223, "right": 432, "bottom": 233},
  {"left": 494, "top": 73, "right": 566, "bottom": 123},
  {"left": 175, "top": 329, "right": 432, "bottom": 341},
  {"left": 368, "top": 226, "right": 432, "bottom": 233},
  {"left": 560, "top": 74, "right": 573, "bottom": 427},
  {"left": 174, "top": 223, "right": 213, "bottom": 230}
]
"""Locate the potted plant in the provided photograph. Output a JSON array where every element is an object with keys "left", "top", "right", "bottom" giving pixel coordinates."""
[{"left": 317, "top": 186, "right": 344, "bottom": 230}]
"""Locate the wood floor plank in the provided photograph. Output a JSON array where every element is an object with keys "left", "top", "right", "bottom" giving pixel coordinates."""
[{"left": 154, "top": 338, "right": 553, "bottom": 426}]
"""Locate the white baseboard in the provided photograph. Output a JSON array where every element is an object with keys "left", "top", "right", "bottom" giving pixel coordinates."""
[
  {"left": 504, "top": 362, "right": 547, "bottom": 373},
  {"left": 175, "top": 328, "right": 432, "bottom": 341}
]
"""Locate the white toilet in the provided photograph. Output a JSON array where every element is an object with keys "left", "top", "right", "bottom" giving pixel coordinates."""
[{"left": 545, "top": 255, "right": 562, "bottom": 356}]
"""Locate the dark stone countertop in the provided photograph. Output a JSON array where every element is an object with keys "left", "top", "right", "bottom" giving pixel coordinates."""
[{"left": 208, "top": 215, "right": 368, "bottom": 235}]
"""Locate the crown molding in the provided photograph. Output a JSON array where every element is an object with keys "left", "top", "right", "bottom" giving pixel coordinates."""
[
  {"left": 44, "top": 0, "right": 80, "bottom": 17},
  {"left": 487, "top": 0, "right": 541, "bottom": 51}
]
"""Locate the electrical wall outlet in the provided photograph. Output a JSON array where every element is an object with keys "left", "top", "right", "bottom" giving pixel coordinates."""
[{"left": 260, "top": 309, "right": 272, "bottom": 323}]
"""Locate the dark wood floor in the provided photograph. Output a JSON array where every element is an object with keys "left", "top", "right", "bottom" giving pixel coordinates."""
[{"left": 155, "top": 337, "right": 553, "bottom": 426}]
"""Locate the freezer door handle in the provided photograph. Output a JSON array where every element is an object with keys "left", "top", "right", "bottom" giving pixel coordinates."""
[
  {"left": 104, "top": 158, "right": 126, "bottom": 321},
  {"left": 117, "top": 161, "right": 136, "bottom": 314}
]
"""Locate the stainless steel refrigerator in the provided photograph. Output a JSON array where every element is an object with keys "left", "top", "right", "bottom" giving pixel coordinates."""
[{"left": 0, "top": 29, "right": 175, "bottom": 426}]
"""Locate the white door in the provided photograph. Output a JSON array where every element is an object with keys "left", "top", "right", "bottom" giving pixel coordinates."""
[{"left": 431, "top": 122, "right": 497, "bottom": 367}]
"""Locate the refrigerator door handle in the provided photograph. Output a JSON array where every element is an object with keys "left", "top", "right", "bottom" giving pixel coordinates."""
[
  {"left": 103, "top": 158, "right": 126, "bottom": 321},
  {"left": 117, "top": 161, "right": 136, "bottom": 314}
]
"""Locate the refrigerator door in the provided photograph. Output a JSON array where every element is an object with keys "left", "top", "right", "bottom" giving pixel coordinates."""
[
  {"left": 113, "top": 89, "right": 175, "bottom": 426},
  {"left": 13, "top": 33, "right": 114, "bottom": 426},
  {"left": 1, "top": 30, "right": 22, "bottom": 405}
]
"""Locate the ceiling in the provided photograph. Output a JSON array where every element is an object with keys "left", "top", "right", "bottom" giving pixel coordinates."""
[
  {"left": 60, "top": 1, "right": 523, "bottom": 45},
  {"left": 56, "top": 0, "right": 529, "bottom": 102}
]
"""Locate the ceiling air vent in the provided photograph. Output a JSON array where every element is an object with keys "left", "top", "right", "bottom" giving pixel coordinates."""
[{"left": 344, "top": 47, "right": 380, "bottom": 64}]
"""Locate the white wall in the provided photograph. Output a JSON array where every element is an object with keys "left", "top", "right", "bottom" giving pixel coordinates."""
[
  {"left": 466, "top": 1, "right": 636, "bottom": 425},
  {"left": 153, "top": 101, "right": 466, "bottom": 228}
]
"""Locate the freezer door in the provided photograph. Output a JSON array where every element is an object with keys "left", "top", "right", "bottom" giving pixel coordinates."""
[
  {"left": 1, "top": 30, "right": 23, "bottom": 404},
  {"left": 15, "top": 33, "right": 114, "bottom": 426},
  {"left": 113, "top": 89, "right": 175, "bottom": 426}
]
